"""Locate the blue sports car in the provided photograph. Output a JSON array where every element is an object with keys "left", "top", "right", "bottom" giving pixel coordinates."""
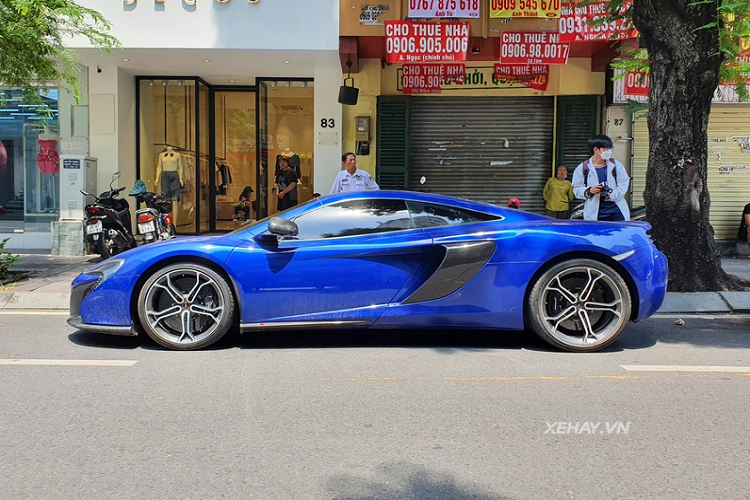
[{"left": 68, "top": 190, "right": 668, "bottom": 352}]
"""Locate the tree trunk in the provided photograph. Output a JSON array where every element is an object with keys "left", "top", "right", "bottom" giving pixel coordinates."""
[{"left": 632, "top": 0, "right": 745, "bottom": 291}]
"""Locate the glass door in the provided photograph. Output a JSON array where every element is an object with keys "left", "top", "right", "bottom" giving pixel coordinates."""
[
  {"left": 257, "top": 79, "right": 314, "bottom": 219},
  {"left": 213, "top": 89, "right": 257, "bottom": 230}
]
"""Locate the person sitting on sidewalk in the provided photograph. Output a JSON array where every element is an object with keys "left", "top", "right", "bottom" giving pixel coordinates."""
[{"left": 738, "top": 202, "right": 750, "bottom": 250}]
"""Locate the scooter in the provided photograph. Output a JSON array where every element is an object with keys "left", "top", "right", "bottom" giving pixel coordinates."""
[
  {"left": 129, "top": 180, "right": 176, "bottom": 243},
  {"left": 569, "top": 202, "right": 647, "bottom": 221},
  {"left": 81, "top": 171, "right": 137, "bottom": 259}
]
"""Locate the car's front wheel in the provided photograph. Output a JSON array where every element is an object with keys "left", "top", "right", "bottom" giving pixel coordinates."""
[
  {"left": 137, "top": 263, "right": 235, "bottom": 350},
  {"left": 527, "top": 258, "right": 631, "bottom": 352}
]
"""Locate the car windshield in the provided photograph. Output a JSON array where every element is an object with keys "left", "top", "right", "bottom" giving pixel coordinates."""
[{"left": 228, "top": 197, "right": 317, "bottom": 234}]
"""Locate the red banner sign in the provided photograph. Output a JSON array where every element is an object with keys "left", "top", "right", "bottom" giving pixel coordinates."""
[
  {"left": 408, "top": 0, "right": 480, "bottom": 18},
  {"left": 558, "top": 1, "right": 637, "bottom": 43},
  {"left": 624, "top": 70, "right": 649, "bottom": 96},
  {"left": 494, "top": 64, "right": 549, "bottom": 91},
  {"left": 385, "top": 21, "right": 469, "bottom": 63},
  {"left": 499, "top": 31, "right": 569, "bottom": 65},
  {"left": 401, "top": 64, "right": 466, "bottom": 94}
]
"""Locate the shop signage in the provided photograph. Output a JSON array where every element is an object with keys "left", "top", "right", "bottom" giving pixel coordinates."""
[
  {"left": 397, "top": 65, "right": 547, "bottom": 92},
  {"left": 558, "top": 1, "right": 637, "bottom": 43},
  {"left": 624, "top": 70, "right": 649, "bottom": 96},
  {"left": 490, "top": 0, "right": 561, "bottom": 19},
  {"left": 63, "top": 159, "right": 81, "bottom": 169},
  {"left": 401, "top": 63, "right": 466, "bottom": 93},
  {"left": 360, "top": 5, "right": 390, "bottom": 25},
  {"left": 494, "top": 64, "right": 549, "bottom": 91},
  {"left": 499, "top": 31, "right": 569, "bottom": 65},
  {"left": 408, "top": 0, "right": 480, "bottom": 19},
  {"left": 385, "top": 21, "right": 470, "bottom": 63}
]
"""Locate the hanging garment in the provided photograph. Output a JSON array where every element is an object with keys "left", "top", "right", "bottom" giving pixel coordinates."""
[
  {"left": 0, "top": 141, "right": 7, "bottom": 170},
  {"left": 161, "top": 171, "right": 181, "bottom": 201},
  {"left": 37, "top": 139, "right": 59, "bottom": 174}
]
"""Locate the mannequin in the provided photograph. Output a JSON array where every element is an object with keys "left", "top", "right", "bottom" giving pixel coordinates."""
[
  {"left": 155, "top": 146, "right": 185, "bottom": 200},
  {"left": 37, "top": 125, "right": 60, "bottom": 212},
  {"left": 155, "top": 146, "right": 185, "bottom": 226},
  {"left": 37, "top": 125, "right": 59, "bottom": 174}
]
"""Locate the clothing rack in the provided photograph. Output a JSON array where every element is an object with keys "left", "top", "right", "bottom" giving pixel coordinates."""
[{"left": 153, "top": 143, "right": 195, "bottom": 154}]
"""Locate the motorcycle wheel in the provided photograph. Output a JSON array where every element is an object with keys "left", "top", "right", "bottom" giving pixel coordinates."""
[
  {"left": 168, "top": 225, "right": 176, "bottom": 237},
  {"left": 99, "top": 237, "right": 114, "bottom": 260}
]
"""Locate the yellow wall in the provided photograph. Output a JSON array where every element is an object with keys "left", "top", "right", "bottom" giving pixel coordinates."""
[{"left": 342, "top": 58, "right": 381, "bottom": 177}]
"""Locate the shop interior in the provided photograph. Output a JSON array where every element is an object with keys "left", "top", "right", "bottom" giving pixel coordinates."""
[
  {"left": 137, "top": 78, "right": 314, "bottom": 234},
  {"left": 0, "top": 87, "right": 61, "bottom": 234}
]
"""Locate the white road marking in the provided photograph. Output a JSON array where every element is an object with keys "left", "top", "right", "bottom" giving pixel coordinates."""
[
  {"left": 0, "top": 359, "right": 137, "bottom": 367},
  {"left": 0, "top": 311, "right": 69, "bottom": 315},
  {"left": 621, "top": 365, "right": 750, "bottom": 373}
]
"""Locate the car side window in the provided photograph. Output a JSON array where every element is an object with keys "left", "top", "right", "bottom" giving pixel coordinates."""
[
  {"left": 407, "top": 201, "right": 499, "bottom": 228},
  {"left": 293, "top": 199, "right": 413, "bottom": 239}
]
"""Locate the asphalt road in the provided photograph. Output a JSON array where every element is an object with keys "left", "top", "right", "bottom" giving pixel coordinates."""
[{"left": 0, "top": 313, "right": 749, "bottom": 500}]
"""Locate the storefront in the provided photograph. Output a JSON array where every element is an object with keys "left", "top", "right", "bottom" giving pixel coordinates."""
[
  {"left": 1, "top": 0, "right": 342, "bottom": 249},
  {"left": 0, "top": 87, "right": 64, "bottom": 248},
  {"left": 372, "top": 62, "right": 603, "bottom": 213},
  {"left": 613, "top": 75, "right": 750, "bottom": 242},
  {"left": 339, "top": 1, "right": 618, "bottom": 213}
]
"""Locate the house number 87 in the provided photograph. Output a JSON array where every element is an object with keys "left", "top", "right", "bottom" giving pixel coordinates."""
[{"left": 321, "top": 118, "right": 335, "bottom": 128}]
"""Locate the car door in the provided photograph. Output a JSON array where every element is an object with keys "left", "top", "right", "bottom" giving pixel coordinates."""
[{"left": 228, "top": 198, "right": 432, "bottom": 324}]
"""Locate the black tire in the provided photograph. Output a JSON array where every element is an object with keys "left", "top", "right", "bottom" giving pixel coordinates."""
[
  {"left": 168, "top": 224, "right": 176, "bottom": 237},
  {"left": 527, "top": 258, "right": 631, "bottom": 353},
  {"left": 137, "top": 263, "right": 235, "bottom": 350}
]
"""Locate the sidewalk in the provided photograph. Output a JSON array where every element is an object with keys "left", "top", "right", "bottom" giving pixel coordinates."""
[{"left": 1, "top": 251, "right": 750, "bottom": 313}]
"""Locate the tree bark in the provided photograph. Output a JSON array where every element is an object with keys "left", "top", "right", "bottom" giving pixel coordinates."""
[{"left": 632, "top": 0, "right": 746, "bottom": 291}]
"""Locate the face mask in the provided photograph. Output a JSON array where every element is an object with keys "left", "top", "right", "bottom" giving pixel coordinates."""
[{"left": 600, "top": 150, "right": 613, "bottom": 161}]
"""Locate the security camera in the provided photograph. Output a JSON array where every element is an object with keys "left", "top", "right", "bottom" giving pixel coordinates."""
[{"left": 96, "top": 66, "right": 102, "bottom": 74}]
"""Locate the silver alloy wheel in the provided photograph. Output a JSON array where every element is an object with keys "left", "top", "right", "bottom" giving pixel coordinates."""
[
  {"left": 138, "top": 263, "right": 234, "bottom": 349},
  {"left": 528, "top": 259, "right": 631, "bottom": 352}
]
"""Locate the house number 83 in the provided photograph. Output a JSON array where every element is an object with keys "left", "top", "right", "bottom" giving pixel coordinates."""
[{"left": 321, "top": 118, "right": 335, "bottom": 128}]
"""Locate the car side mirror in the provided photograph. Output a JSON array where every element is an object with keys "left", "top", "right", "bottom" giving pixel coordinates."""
[{"left": 268, "top": 217, "right": 298, "bottom": 237}]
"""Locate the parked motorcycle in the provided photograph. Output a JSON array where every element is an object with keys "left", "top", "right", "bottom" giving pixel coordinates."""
[
  {"left": 129, "top": 180, "right": 176, "bottom": 243},
  {"left": 569, "top": 202, "right": 647, "bottom": 221},
  {"left": 81, "top": 171, "right": 137, "bottom": 259}
]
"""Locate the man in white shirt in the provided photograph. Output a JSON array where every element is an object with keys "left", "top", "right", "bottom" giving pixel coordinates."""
[{"left": 329, "top": 152, "right": 380, "bottom": 194}]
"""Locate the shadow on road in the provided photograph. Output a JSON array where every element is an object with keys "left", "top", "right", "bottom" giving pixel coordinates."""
[
  {"left": 69, "top": 324, "right": 660, "bottom": 354},
  {"left": 326, "top": 461, "right": 506, "bottom": 500}
]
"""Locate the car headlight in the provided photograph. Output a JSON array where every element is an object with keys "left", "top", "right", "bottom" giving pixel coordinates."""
[{"left": 83, "top": 258, "right": 125, "bottom": 282}]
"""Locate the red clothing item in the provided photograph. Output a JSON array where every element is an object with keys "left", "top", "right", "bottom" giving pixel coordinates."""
[
  {"left": 38, "top": 139, "right": 59, "bottom": 174},
  {"left": 0, "top": 141, "right": 7, "bottom": 170}
]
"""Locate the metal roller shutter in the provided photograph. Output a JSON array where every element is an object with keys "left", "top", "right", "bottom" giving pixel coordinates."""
[
  {"left": 706, "top": 105, "right": 750, "bottom": 239},
  {"left": 409, "top": 96, "right": 554, "bottom": 213},
  {"left": 632, "top": 107, "right": 750, "bottom": 238},
  {"left": 632, "top": 113, "right": 649, "bottom": 208},
  {"left": 555, "top": 96, "right": 600, "bottom": 171},
  {"left": 377, "top": 96, "right": 411, "bottom": 190}
]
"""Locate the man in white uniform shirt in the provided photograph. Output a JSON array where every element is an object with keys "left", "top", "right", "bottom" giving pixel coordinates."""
[{"left": 329, "top": 153, "right": 380, "bottom": 194}]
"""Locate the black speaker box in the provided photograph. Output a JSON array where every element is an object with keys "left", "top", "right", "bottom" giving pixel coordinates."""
[{"left": 338, "top": 85, "right": 359, "bottom": 105}]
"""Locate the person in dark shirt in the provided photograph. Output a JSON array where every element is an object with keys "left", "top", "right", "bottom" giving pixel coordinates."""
[{"left": 276, "top": 156, "right": 298, "bottom": 211}]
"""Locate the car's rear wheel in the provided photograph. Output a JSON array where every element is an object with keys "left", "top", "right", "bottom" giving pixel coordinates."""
[
  {"left": 527, "top": 258, "right": 631, "bottom": 352},
  {"left": 137, "top": 263, "right": 235, "bottom": 350}
]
